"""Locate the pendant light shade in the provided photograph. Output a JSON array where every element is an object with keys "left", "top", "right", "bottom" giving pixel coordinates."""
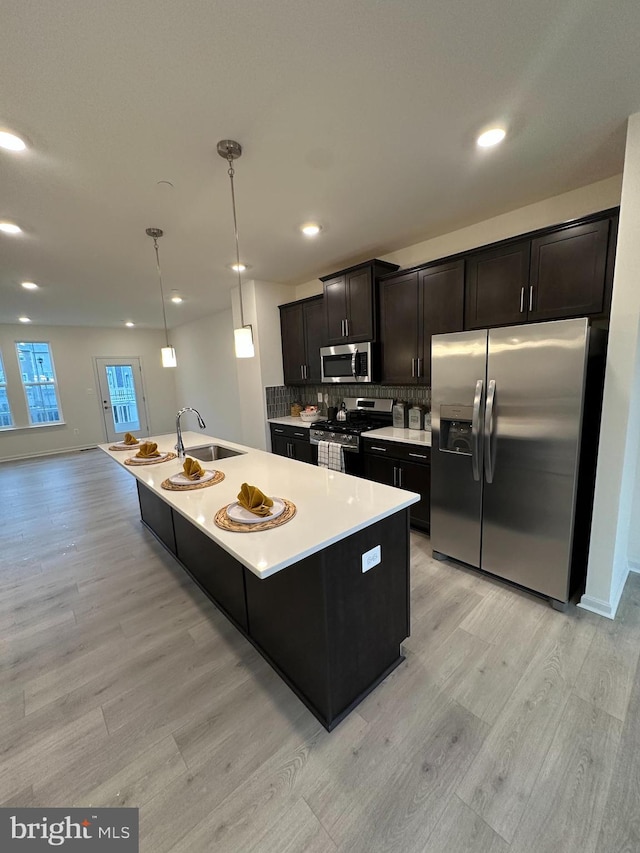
[
  {"left": 218, "top": 140, "right": 255, "bottom": 359},
  {"left": 146, "top": 227, "right": 177, "bottom": 368}
]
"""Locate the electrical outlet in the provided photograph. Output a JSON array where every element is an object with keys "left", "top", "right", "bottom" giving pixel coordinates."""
[
  {"left": 362, "top": 545, "right": 381, "bottom": 573},
  {"left": 317, "top": 392, "right": 323, "bottom": 403}
]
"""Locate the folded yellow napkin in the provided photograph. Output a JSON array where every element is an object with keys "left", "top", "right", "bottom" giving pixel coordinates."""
[
  {"left": 183, "top": 457, "right": 204, "bottom": 480},
  {"left": 237, "top": 483, "right": 274, "bottom": 517},
  {"left": 136, "top": 441, "right": 161, "bottom": 458},
  {"left": 123, "top": 432, "right": 139, "bottom": 445}
]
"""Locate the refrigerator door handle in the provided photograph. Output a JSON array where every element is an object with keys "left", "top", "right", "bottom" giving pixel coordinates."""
[
  {"left": 471, "top": 379, "right": 484, "bottom": 482},
  {"left": 484, "top": 379, "right": 496, "bottom": 483}
]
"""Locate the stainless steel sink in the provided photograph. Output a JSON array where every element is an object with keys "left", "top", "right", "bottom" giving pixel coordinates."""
[{"left": 184, "top": 444, "right": 245, "bottom": 462}]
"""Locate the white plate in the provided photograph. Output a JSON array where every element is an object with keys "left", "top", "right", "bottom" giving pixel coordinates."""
[
  {"left": 227, "top": 497, "right": 285, "bottom": 524},
  {"left": 114, "top": 440, "right": 140, "bottom": 447},
  {"left": 129, "top": 451, "right": 171, "bottom": 463},
  {"left": 169, "top": 470, "right": 216, "bottom": 485}
]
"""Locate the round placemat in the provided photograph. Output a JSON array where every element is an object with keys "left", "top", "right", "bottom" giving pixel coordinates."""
[
  {"left": 109, "top": 444, "right": 140, "bottom": 451},
  {"left": 214, "top": 498, "right": 296, "bottom": 532},
  {"left": 161, "top": 470, "right": 225, "bottom": 491},
  {"left": 124, "top": 452, "right": 177, "bottom": 466}
]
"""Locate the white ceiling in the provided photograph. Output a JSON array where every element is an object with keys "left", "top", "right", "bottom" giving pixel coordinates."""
[{"left": 1, "top": 0, "right": 639, "bottom": 329}]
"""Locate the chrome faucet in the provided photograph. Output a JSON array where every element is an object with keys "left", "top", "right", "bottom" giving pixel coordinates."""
[{"left": 175, "top": 407, "right": 206, "bottom": 458}]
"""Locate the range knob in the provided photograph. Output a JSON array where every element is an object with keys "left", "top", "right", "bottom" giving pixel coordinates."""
[{"left": 330, "top": 433, "right": 336, "bottom": 440}]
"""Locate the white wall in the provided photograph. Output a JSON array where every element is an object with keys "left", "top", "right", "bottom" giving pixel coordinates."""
[
  {"left": 0, "top": 324, "right": 177, "bottom": 462},
  {"left": 294, "top": 175, "right": 623, "bottom": 299},
  {"left": 171, "top": 308, "right": 242, "bottom": 442},
  {"left": 629, "top": 446, "right": 640, "bottom": 569},
  {"left": 580, "top": 115, "right": 640, "bottom": 617}
]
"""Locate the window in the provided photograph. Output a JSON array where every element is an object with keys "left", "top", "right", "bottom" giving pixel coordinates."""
[
  {"left": 16, "top": 342, "right": 63, "bottom": 424},
  {"left": 0, "top": 351, "right": 13, "bottom": 427}
]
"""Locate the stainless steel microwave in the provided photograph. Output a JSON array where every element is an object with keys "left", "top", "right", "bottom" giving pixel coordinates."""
[{"left": 320, "top": 342, "right": 375, "bottom": 383}]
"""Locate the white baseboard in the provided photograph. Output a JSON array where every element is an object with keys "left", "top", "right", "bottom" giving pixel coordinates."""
[
  {"left": 0, "top": 444, "right": 98, "bottom": 463},
  {"left": 578, "top": 563, "right": 631, "bottom": 620},
  {"left": 629, "top": 559, "right": 640, "bottom": 574}
]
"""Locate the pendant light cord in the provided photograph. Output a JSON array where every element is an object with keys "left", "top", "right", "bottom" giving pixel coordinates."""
[
  {"left": 152, "top": 236, "right": 170, "bottom": 348},
  {"left": 226, "top": 155, "right": 246, "bottom": 328}
]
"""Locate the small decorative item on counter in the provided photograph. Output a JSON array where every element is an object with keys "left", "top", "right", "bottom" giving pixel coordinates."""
[
  {"left": 291, "top": 402, "right": 302, "bottom": 418},
  {"left": 424, "top": 410, "right": 432, "bottom": 430},
  {"left": 392, "top": 400, "right": 408, "bottom": 429},
  {"left": 336, "top": 402, "right": 347, "bottom": 421},
  {"left": 182, "top": 457, "right": 205, "bottom": 480},
  {"left": 237, "top": 482, "right": 274, "bottom": 517},
  {"left": 135, "top": 441, "right": 162, "bottom": 458},
  {"left": 408, "top": 405, "right": 423, "bottom": 430},
  {"left": 300, "top": 405, "right": 320, "bottom": 422},
  {"left": 123, "top": 432, "right": 139, "bottom": 445}
]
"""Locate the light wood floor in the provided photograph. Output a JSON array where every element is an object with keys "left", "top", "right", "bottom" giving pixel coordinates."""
[{"left": 2, "top": 449, "right": 638, "bottom": 853}]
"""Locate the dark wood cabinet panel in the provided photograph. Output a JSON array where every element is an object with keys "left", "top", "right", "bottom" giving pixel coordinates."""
[
  {"left": 324, "top": 276, "right": 349, "bottom": 345},
  {"left": 397, "top": 459, "right": 430, "bottom": 530},
  {"left": 269, "top": 424, "right": 317, "bottom": 465},
  {"left": 528, "top": 219, "right": 610, "bottom": 321},
  {"left": 270, "top": 430, "right": 290, "bottom": 458},
  {"left": 279, "top": 295, "right": 324, "bottom": 384},
  {"left": 173, "top": 511, "right": 248, "bottom": 630},
  {"left": 363, "top": 452, "right": 396, "bottom": 488},
  {"left": 137, "top": 481, "right": 176, "bottom": 554},
  {"left": 379, "top": 271, "right": 419, "bottom": 384},
  {"left": 419, "top": 260, "right": 464, "bottom": 384},
  {"left": 303, "top": 296, "right": 325, "bottom": 383},
  {"left": 346, "top": 268, "right": 374, "bottom": 342},
  {"left": 465, "top": 242, "right": 530, "bottom": 329}
]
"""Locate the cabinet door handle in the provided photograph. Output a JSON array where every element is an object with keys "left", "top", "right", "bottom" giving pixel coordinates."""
[
  {"left": 344, "top": 318, "right": 349, "bottom": 337},
  {"left": 398, "top": 467, "right": 403, "bottom": 488},
  {"left": 529, "top": 286, "right": 534, "bottom": 312},
  {"left": 370, "top": 446, "right": 387, "bottom": 452},
  {"left": 417, "top": 357, "right": 422, "bottom": 378},
  {"left": 520, "top": 286, "right": 525, "bottom": 313},
  {"left": 411, "top": 358, "right": 416, "bottom": 378},
  {"left": 392, "top": 466, "right": 397, "bottom": 486},
  {"left": 300, "top": 364, "right": 305, "bottom": 380},
  {"left": 409, "top": 452, "right": 428, "bottom": 459}
]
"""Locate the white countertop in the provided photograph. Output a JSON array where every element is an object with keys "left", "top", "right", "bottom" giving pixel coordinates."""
[
  {"left": 100, "top": 431, "right": 419, "bottom": 581},
  {"left": 268, "top": 416, "right": 314, "bottom": 429},
  {"left": 364, "top": 427, "right": 432, "bottom": 447}
]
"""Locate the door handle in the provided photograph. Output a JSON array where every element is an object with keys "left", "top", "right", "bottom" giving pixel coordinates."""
[
  {"left": 351, "top": 348, "right": 358, "bottom": 378},
  {"left": 392, "top": 466, "right": 397, "bottom": 487},
  {"left": 529, "top": 286, "right": 534, "bottom": 312},
  {"left": 520, "top": 286, "right": 525, "bottom": 313},
  {"left": 409, "top": 452, "right": 428, "bottom": 460},
  {"left": 397, "top": 467, "right": 403, "bottom": 488},
  {"left": 411, "top": 358, "right": 416, "bottom": 378},
  {"left": 484, "top": 379, "right": 496, "bottom": 484},
  {"left": 370, "top": 446, "right": 387, "bottom": 452},
  {"left": 417, "top": 357, "right": 422, "bottom": 378},
  {"left": 300, "top": 364, "right": 305, "bottom": 380},
  {"left": 471, "top": 379, "right": 484, "bottom": 482},
  {"left": 345, "top": 318, "right": 349, "bottom": 337}
]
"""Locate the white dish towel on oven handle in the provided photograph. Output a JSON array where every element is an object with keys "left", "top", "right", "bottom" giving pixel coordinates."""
[{"left": 317, "top": 440, "right": 345, "bottom": 472}]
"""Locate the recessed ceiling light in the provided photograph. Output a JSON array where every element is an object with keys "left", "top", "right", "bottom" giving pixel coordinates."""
[
  {"left": 230, "top": 263, "right": 248, "bottom": 273},
  {"left": 21, "top": 281, "right": 39, "bottom": 290},
  {"left": 0, "top": 131, "right": 27, "bottom": 152},
  {"left": 477, "top": 127, "right": 506, "bottom": 148},
  {"left": 19, "top": 316, "right": 31, "bottom": 323},
  {"left": 0, "top": 221, "right": 22, "bottom": 235},
  {"left": 170, "top": 296, "right": 183, "bottom": 304},
  {"left": 301, "top": 223, "right": 322, "bottom": 237},
  {"left": 125, "top": 321, "right": 135, "bottom": 327}
]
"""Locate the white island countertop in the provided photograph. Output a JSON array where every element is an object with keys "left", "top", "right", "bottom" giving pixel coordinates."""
[{"left": 100, "top": 431, "right": 419, "bottom": 580}]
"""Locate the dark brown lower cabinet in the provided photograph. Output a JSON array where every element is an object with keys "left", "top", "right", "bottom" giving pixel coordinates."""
[
  {"left": 135, "top": 481, "right": 409, "bottom": 731},
  {"left": 270, "top": 424, "right": 317, "bottom": 464},
  {"left": 363, "top": 441, "right": 431, "bottom": 532}
]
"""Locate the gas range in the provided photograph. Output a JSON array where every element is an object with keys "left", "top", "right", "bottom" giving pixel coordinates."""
[{"left": 310, "top": 397, "right": 393, "bottom": 451}]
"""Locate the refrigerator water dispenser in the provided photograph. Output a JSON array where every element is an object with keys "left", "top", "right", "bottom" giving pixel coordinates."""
[{"left": 439, "top": 405, "right": 473, "bottom": 454}]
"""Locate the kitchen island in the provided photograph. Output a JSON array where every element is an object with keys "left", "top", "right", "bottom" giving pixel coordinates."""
[{"left": 101, "top": 431, "right": 419, "bottom": 730}]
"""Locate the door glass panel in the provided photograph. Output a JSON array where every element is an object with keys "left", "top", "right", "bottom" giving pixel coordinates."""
[{"left": 104, "top": 364, "right": 140, "bottom": 434}]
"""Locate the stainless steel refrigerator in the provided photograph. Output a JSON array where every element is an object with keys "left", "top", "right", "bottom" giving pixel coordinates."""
[{"left": 431, "top": 317, "right": 605, "bottom": 609}]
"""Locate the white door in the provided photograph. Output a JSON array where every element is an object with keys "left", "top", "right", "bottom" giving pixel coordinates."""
[{"left": 95, "top": 357, "right": 149, "bottom": 443}]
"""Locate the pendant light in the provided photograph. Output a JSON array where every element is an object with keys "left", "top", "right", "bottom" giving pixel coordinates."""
[
  {"left": 217, "top": 139, "right": 255, "bottom": 359},
  {"left": 145, "top": 227, "right": 177, "bottom": 368}
]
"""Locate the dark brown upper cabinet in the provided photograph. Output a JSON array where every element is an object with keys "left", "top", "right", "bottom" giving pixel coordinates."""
[
  {"left": 527, "top": 219, "right": 611, "bottom": 321},
  {"left": 380, "top": 261, "right": 464, "bottom": 384},
  {"left": 465, "top": 213, "right": 616, "bottom": 330},
  {"left": 465, "top": 242, "right": 531, "bottom": 329},
  {"left": 279, "top": 295, "right": 324, "bottom": 385},
  {"left": 321, "top": 260, "right": 399, "bottom": 345}
]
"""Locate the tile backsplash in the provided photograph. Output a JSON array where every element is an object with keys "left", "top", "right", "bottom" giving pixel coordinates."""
[{"left": 266, "top": 384, "right": 431, "bottom": 419}]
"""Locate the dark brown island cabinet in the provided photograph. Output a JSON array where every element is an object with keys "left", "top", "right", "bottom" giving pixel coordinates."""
[
  {"left": 279, "top": 295, "right": 325, "bottom": 385},
  {"left": 135, "top": 480, "right": 411, "bottom": 731},
  {"left": 379, "top": 260, "right": 464, "bottom": 385},
  {"left": 269, "top": 422, "right": 317, "bottom": 464},
  {"left": 363, "top": 439, "right": 431, "bottom": 532},
  {"left": 321, "top": 259, "right": 399, "bottom": 345},
  {"left": 465, "top": 213, "right": 617, "bottom": 329}
]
